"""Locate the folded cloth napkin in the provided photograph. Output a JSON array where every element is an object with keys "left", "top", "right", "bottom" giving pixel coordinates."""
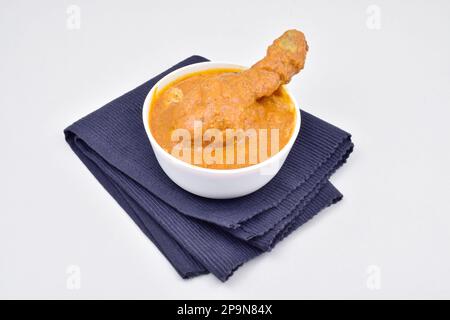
[{"left": 64, "top": 55, "right": 354, "bottom": 281}]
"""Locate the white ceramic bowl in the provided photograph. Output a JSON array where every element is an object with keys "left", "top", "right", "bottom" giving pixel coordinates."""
[{"left": 142, "top": 62, "right": 301, "bottom": 199}]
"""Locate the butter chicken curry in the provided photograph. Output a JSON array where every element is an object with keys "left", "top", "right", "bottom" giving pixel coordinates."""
[{"left": 149, "top": 30, "right": 308, "bottom": 169}]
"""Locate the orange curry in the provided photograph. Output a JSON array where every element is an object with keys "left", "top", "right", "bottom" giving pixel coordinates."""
[
  {"left": 149, "top": 69, "right": 296, "bottom": 169},
  {"left": 148, "top": 29, "right": 308, "bottom": 169}
]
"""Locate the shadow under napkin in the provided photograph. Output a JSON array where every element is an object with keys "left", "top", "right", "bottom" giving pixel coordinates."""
[{"left": 64, "top": 56, "right": 353, "bottom": 281}]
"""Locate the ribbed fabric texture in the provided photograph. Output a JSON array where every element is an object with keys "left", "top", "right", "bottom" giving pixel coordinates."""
[{"left": 64, "top": 56, "right": 354, "bottom": 281}]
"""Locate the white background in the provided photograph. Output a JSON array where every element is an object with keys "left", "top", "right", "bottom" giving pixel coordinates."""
[{"left": 1, "top": 0, "right": 450, "bottom": 299}]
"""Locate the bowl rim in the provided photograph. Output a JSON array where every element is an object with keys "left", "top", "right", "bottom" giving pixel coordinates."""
[{"left": 142, "top": 61, "right": 301, "bottom": 175}]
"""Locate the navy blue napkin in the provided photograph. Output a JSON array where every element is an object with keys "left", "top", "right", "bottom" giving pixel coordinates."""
[{"left": 64, "top": 56, "right": 353, "bottom": 281}]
